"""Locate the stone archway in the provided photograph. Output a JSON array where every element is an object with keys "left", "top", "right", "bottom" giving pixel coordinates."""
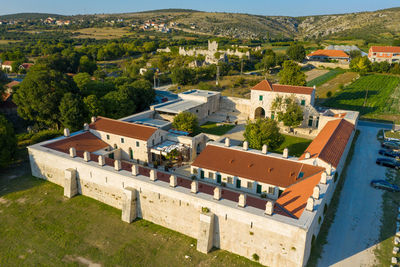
[{"left": 254, "top": 107, "right": 266, "bottom": 119}]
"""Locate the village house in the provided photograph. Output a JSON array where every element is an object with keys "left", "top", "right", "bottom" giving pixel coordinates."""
[
  {"left": 307, "top": 49, "right": 350, "bottom": 62},
  {"left": 0, "top": 61, "right": 13, "bottom": 71},
  {"left": 368, "top": 46, "right": 400, "bottom": 63}
]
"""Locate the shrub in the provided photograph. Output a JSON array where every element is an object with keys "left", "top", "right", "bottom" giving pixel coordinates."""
[
  {"left": 201, "top": 207, "right": 209, "bottom": 213},
  {"left": 326, "top": 91, "right": 332, "bottom": 98},
  {"left": 252, "top": 253, "right": 260, "bottom": 261},
  {"left": 30, "top": 130, "right": 63, "bottom": 144}
]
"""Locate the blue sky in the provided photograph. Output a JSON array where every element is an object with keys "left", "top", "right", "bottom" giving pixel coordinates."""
[{"left": 0, "top": 0, "right": 399, "bottom": 17}]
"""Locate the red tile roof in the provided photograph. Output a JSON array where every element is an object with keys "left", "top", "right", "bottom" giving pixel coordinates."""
[
  {"left": 192, "top": 144, "right": 324, "bottom": 188},
  {"left": 1, "top": 61, "right": 13, "bottom": 66},
  {"left": 369, "top": 46, "right": 400, "bottom": 53},
  {"left": 276, "top": 171, "right": 323, "bottom": 219},
  {"left": 20, "top": 63, "right": 34, "bottom": 69},
  {"left": 307, "top": 49, "right": 350, "bottom": 58},
  {"left": 252, "top": 80, "right": 314, "bottom": 95},
  {"left": 299, "top": 119, "right": 355, "bottom": 167},
  {"left": 44, "top": 131, "right": 109, "bottom": 153},
  {"left": 89, "top": 116, "right": 157, "bottom": 141},
  {"left": 5, "top": 81, "right": 20, "bottom": 89}
]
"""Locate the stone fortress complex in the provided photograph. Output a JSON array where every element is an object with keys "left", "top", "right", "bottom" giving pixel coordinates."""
[{"left": 28, "top": 79, "right": 359, "bottom": 267}]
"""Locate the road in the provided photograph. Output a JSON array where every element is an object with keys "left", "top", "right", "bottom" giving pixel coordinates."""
[{"left": 317, "top": 121, "right": 392, "bottom": 267}]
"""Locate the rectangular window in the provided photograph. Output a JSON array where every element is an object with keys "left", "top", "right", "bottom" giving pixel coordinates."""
[
  {"left": 298, "top": 172, "right": 304, "bottom": 179},
  {"left": 271, "top": 111, "right": 275, "bottom": 120},
  {"left": 216, "top": 174, "right": 221, "bottom": 184},
  {"left": 227, "top": 176, "right": 233, "bottom": 184},
  {"left": 121, "top": 138, "right": 124, "bottom": 143},
  {"left": 308, "top": 116, "right": 313, "bottom": 127},
  {"left": 106, "top": 134, "right": 110, "bottom": 140},
  {"left": 315, "top": 117, "right": 320, "bottom": 128},
  {"left": 200, "top": 170, "right": 204, "bottom": 179},
  {"left": 247, "top": 181, "right": 253, "bottom": 189},
  {"left": 136, "top": 141, "right": 140, "bottom": 147},
  {"left": 301, "top": 99, "right": 306, "bottom": 106},
  {"left": 259, "top": 95, "right": 263, "bottom": 101},
  {"left": 268, "top": 186, "right": 275, "bottom": 194},
  {"left": 236, "top": 179, "right": 241, "bottom": 188},
  {"left": 152, "top": 140, "right": 155, "bottom": 145},
  {"left": 208, "top": 172, "right": 214, "bottom": 179},
  {"left": 256, "top": 184, "right": 262, "bottom": 194}
]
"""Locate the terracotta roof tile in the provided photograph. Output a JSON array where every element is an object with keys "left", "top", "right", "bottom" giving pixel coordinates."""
[
  {"left": 252, "top": 80, "right": 314, "bottom": 95},
  {"left": 192, "top": 144, "right": 324, "bottom": 188},
  {"left": 276, "top": 171, "right": 323, "bottom": 219},
  {"left": 307, "top": 49, "right": 350, "bottom": 58},
  {"left": 89, "top": 116, "right": 157, "bottom": 141},
  {"left": 370, "top": 46, "right": 400, "bottom": 53},
  {"left": 5, "top": 81, "right": 20, "bottom": 88},
  {"left": 44, "top": 131, "right": 109, "bottom": 153},
  {"left": 299, "top": 119, "right": 354, "bottom": 167},
  {"left": 1, "top": 61, "right": 13, "bottom": 66}
]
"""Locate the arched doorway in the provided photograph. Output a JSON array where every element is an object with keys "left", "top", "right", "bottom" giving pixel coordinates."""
[{"left": 254, "top": 107, "right": 265, "bottom": 119}]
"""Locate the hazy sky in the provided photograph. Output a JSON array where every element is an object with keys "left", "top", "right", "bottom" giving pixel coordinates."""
[{"left": 0, "top": 0, "right": 399, "bottom": 17}]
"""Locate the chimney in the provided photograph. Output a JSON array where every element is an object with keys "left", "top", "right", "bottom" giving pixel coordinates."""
[
  {"left": 306, "top": 197, "right": 314, "bottom": 212},
  {"left": 64, "top": 128, "right": 70, "bottom": 137},
  {"left": 91, "top": 116, "right": 96, "bottom": 123},
  {"left": 313, "top": 185, "right": 320, "bottom": 200},
  {"left": 238, "top": 194, "right": 246, "bottom": 208},
  {"left": 69, "top": 147, "right": 76, "bottom": 158},
  {"left": 83, "top": 123, "right": 89, "bottom": 131},
  {"left": 313, "top": 85, "right": 316, "bottom": 90},
  {"left": 320, "top": 172, "right": 327, "bottom": 184},
  {"left": 191, "top": 181, "right": 198, "bottom": 193},
  {"left": 114, "top": 160, "right": 121, "bottom": 171},
  {"left": 305, "top": 152, "right": 311, "bottom": 159},
  {"left": 265, "top": 201, "right": 274, "bottom": 216},
  {"left": 214, "top": 187, "right": 221, "bottom": 200},
  {"left": 149, "top": 169, "right": 157, "bottom": 181},
  {"left": 262, "top": 144, "right": 268, "bottom": 154},
  {"left": 283, "top": 148, "right": 289, "bottom": 158},
  {"left": 98, "top": 155, "right": 105, "bottom": 166},
  {"left": 170, "top": 174, "right": 177, "bottom": 187},
  {"left": 131, "top": 164, "right": 139, "bottom": 176},
  {"left": 326, "top": 164, "right": 332, "bottom": 176},
  {"left": 225, "top": 137, "right": 230, "bottom": 147},
  {"left": 243, "top": 141, "right": 248, "bottom": 151},
  {"left": 83, "top": 151, "right": 90, "bottom": 162}
]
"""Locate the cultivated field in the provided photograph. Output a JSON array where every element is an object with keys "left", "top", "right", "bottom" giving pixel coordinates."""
[
  {"left": 305, "top": 69, "right": 329, "bottom": 82},
  {"left": 0, "top": 173, "right": 260, "bottom": 267},
  {"left": 71, "top": 27, "right": 135, "bottom": 39},
  {"left": 315, "top": 72, "right": 359, "bottom": 99},
  {"left": 307, "top": 69, "right": 345, "bottom": 87},
  {"left": 323, "top": 74, "right": 400, "bottom": 122}
]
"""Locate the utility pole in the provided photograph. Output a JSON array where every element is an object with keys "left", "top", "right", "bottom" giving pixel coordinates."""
[
  {"left": 240, "top": 59, "right": 244, "bottom": 75},
  {"left": 216, "top": 65, "right": 220, "bottom": 86},
  {"left": 154, "top": 72, "right": 157, "bottom": 88}
]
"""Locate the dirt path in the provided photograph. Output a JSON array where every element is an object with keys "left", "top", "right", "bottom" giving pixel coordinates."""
[{"left": 317, "top": 123, "right": 387, "bottom": 266}]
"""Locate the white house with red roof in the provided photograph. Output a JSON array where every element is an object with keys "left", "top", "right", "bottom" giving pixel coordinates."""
[
  {"left": 307, "top": 49, "right": 350, "bottom": 62},
  {"left": 368, "top": 46, "right": 400, "bottom": 63},
  {"left": 0, "top": 60, "right": 13, "bottom": 71}
]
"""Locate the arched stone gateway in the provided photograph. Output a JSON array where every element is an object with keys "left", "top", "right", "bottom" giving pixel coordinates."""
[{"left": 254, "top": 107, "right": 266, "bottom": 119}]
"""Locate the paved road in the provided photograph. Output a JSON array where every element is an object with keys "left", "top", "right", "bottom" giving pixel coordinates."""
[{"left": 317, "top": 122, "right": 391, "bottom": 267}]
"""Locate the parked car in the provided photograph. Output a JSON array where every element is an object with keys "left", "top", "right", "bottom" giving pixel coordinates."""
[
  {"left": 378, "top": 149, "right": 400, "bottom": 158},
  {"left": 370, "top": 180, "right": 400, "bottom": 192},
  {"left": 381, "top": 141, "right": 400, "bottom": 150},
  {"left": 376, "top": 157, "right": 400, "bottom": 169}
]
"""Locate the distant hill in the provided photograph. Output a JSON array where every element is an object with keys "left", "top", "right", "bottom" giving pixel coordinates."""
[{"left": 0, "top": 13, "right": 65, "bottom": 20}]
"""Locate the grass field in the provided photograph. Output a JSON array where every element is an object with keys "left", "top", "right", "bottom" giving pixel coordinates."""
[
  {"left": 271, "top": 134, "right": 312, "bottom": 157},
  {"left": 72, "top": 27, "right": 136, "bottom": 39},
  {"left": 0, "top": 173, "right": 260, "bottom": 267},
  {"left": 323, "top": 74, "right": 400, "bottom": 122},
  {"left": 306, "top": 69, "right": 345, "bottom": 87},
  {"left": 199, "top": 121, "right": 236, "bottom": 135},
  {"left": 374, "top": 169, "right": 400, "bottom": 266},
  {"left": 385, "top": 130, "right": 400, "bottom": 139},
  {"left": 315, "top": 72, "right": 359, "bottom": 99}
]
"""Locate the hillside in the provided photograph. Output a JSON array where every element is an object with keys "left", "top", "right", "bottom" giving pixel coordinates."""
[{"left": 0, "top": 13, "right": 65, "bottom": 20}]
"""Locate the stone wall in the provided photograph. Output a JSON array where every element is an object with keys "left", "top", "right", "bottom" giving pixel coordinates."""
[
  {"left": 220, "top": 96, "right": 251, "bottom": 117},
  {"left": 28, "top": 145, "right": 312, "bottom": 267}
]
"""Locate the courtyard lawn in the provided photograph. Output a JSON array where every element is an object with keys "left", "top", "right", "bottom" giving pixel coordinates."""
[
  {"left": 306, "top": 69, "right": 345, "bottom": 87},
  {"left": 0, "top": 174, "right": 260, "bottom": 267},
  {"left": 271, "top": 134, "right": 312, "bottom": 157},
  {"left": 323, "top": 74, "right": 400, "bottom": 123},
  {"left": 199, "top": 121, "right": 236, "bottom": 136}
]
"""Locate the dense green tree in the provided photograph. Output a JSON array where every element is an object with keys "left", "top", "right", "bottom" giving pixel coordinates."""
[
  {"left": 350, "top": 56, "right": 371, "bottom": 75},
  {"left": 102, "top": 89, "right": 136, "bottom": 119},
  {"left": 278, "top": 99, "right": 303, "bottom": 128},
  {"left": 279, "top": 60, "right": 306, "bottom": 86},
  {"left": 0, "top": 114, "right": 17, "bottom": 169},
  {"left": 79, "top": 55, "right": 97, "bottom": 75},
  {"left": 286, "top": 44, "right": 306, "bottom": 62},
  {"left": 172, "top": 112, "right": 199, "bottom": 133},
  {"left": 59, "top": 93, "right": 87, "bottom": 131},
  {"left": 84, "top": 95, "right": 105, "bottom": 118},
  {"left": 244, "top": 118, "right": 284, "bottom": 150},
  {"left": 170, "top": 67, "right": 196, "bottom": 85}
]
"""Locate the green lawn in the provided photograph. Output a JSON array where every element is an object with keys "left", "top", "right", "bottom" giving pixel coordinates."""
[
  {"left": 271, "top": 134, "right": 312, "bottom": 157},
  {"left": 307, "top": 69, "right": 346, "bottom": 87},
  {"left": 385, "top": 130, "right": 400, "bottom": 140},
  {"left": 323, "top": 74, "right": 400, "bottom": 122},
  {"left": 374, "top": 168, "right": 400, "bottom": 266},
  {"left": 199, "top": 121, "right": 236, "bottom": 136},
  {"left": 0, "top": 174, "right": 260, "bottom": 267}
]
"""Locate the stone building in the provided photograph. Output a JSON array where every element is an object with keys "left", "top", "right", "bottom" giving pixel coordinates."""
[{"left": 368, "top": 46, "right": 400, "bottom": 63}]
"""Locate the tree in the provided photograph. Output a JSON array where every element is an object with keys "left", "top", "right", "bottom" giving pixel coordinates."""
[
  {"left": 59, "top": 93, "right": 87, "bottom": 131},
  {"left": 350, "top": 56, "right": 371, "bottom": 75},
  {"left": 278, "top": 98, "right": 303, "bottom": 128},
  {"left": 279, "top": 60, "right": 306, "bottom": 86},
  {"left": 0, "top": 114, "right": 17, "bottom": 168},
  {"left": 172, "top": 112, "right": 198, "bottom": 133},
  {"left": 170, "top": 67, "right": 196, "bottom": 85},
  {"left": 102, "top": 89, "right": 136, "bottom": 119},
  {"left": 13, "top": 69, "right": 78, "bottom": 128},
  {"left": 286, "top": 44, "right": 306, "bottom": 62},
  {"left": 84, "top": 95, "right": 105, "bottom": 118},
  {"left": 79, "top": 55, "right": 97, "bottom": 75},
  {"left": 243, "top": 118, "right": 284, "bottom": 150},
  {"left": 118, "top": 79, "right": 155, "bottom": 112}
]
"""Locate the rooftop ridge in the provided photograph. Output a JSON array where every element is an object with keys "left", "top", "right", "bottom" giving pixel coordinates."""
[{"left": 95, "top": 116, "right": 158, "bottom": 130}]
